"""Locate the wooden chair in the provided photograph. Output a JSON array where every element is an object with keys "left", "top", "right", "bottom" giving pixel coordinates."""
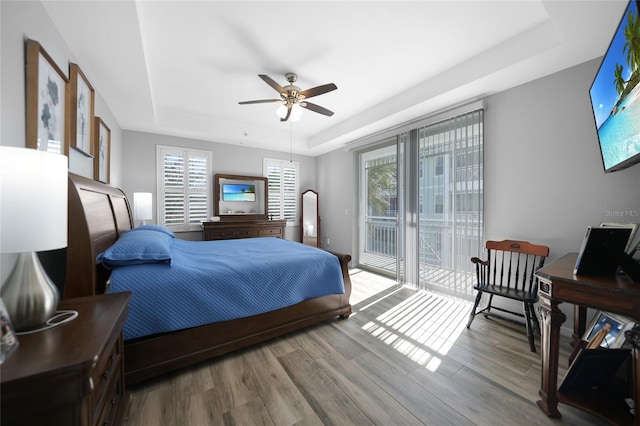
[{"left": 466, "top": 240, "right": 550, "bottom": 352}]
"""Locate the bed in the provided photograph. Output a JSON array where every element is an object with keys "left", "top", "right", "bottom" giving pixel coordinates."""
[{"left": 64, "top": 173, "right": 352, "bottom": 385}]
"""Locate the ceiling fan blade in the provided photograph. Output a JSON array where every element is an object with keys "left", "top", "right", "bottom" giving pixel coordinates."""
[
  {"left": 299, "top": 83, "right": 337, "bottom": 99},
  {"left": 259, "top": 74, "right": 287, "bottom": 95},
  {"left": 301, "top": 102, "right": 334, "bottom": 117},
  {"left": 280, "top": 106, "right": 292, "bottom": 122},
  {"left": 238, "top": 99, "right": 281, "bottom": 105}
]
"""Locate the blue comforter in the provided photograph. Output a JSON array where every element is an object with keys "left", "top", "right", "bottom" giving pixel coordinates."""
[{"left": 108, "top": 237, "right": 345, "bottom": 340}]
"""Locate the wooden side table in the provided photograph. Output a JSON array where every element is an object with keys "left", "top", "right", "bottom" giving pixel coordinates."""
[
  {"left": 536, "top": 253, "right": 640, "bottom": 425},
  {"left": 1, "top": 292, "right": 131, "bottom": 426}
]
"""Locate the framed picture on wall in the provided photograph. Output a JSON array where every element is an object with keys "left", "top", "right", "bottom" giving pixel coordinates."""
[
  {"left": 69, "top": 63, "right": 94, "bottom": 157},
  {"left": 94, "top": 117, "right": 110, "bottom": 183},
  {"left": 25, "top": 39, "right": 70, "bottom": 156}
]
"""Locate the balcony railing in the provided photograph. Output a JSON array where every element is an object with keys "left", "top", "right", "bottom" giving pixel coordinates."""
[{"left": 363, "top": 216, "right": 482, "bottom": 298}]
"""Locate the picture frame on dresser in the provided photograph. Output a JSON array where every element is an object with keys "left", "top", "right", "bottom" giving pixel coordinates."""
[
  {"left": 0, "top": 298, "right": 18, "bottom": 364},
  {"left": 583, "top": 311, "right": 634, "bottom": 349},
  {"left": 69, "top": 63, "right": 94, "bottom": 157},
  {"left": 94, "top": 117, "right": 110, "bottom": 183},
  {"left": 25, "top": 39, "right": 70, "bottom": 156}
]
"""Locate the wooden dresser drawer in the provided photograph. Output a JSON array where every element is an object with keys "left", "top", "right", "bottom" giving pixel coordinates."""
[
  {"left": 238, "top": 228, "right": 260, "bottom": 238},
  {"left": 202, "top": 220, "right": 286, "bottom": 241},
  {"left": 260, "top": 227, "right": 283, "bottom": 237},
  {"left": 204, "top": 229, "right": 238, "bottom": 239},
  {"left": 91, "top": 334, "right": 123, "bottom": 421},
  {"left": 95, "top": 370, "right": 124, "bottom": 426}
]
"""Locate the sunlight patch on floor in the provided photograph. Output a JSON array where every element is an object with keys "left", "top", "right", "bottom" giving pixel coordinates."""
[{"left": 361, "top": 288, "right": 472, "bottom": 371}]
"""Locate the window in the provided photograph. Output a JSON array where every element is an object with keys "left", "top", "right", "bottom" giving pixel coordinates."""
[
  {"left": 157, "top": 145, "right": 211, "bottom": 231},
  {"left": 263, "top": 158, "right": 299, "bottom": 225}
]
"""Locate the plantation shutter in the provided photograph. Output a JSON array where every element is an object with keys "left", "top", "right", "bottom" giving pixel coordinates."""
[
  {"left": 263, "top": 158, "right": 299, "bottom": 225},
  {"left": 157, "top": 146, "right": 210, "bottom": 231}
]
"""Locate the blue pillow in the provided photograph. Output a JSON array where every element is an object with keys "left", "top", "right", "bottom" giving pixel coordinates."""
[
  {"left": 128, "top": 224, "right": 175, "bottom": 238},
  {"left": 97, "top": 229, "right": 173, "bottom": 267}
]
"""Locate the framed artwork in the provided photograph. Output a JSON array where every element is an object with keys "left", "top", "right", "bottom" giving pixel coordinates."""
[
  {"left": 69, "top": 63, "right": 94, "bottom": 157},
  {"left": 582, "top": 311, "right": 634, "bottom": 349},
  {"left": 94, "top": 117, "right": 111, "bottom": 183},
  {"left": 0, "top": 298, "right": 19, "bottom": 364},
  {"left": 25, "top": 39, "right": 70, "bottom": 156}
]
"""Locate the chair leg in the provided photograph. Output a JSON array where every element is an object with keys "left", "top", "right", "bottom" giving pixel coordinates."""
[
  {"left": 483, "top": 294, "right": 494, "bottom": 319},
  {"left": 523, "top": 303, "right": 536, "bottom": 352},
  {"left": 467, "top": 291, "right": 483, "bottom": 329},
  {"left": 529, "top": 302, "right": 541, "bottom": 334}
]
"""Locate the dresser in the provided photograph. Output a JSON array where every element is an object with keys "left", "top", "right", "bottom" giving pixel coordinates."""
[
  {"left": 202, "top": 219, "right": 287, "bottom": 241},
  {"left": 1, "top": 292, "right": 131, "bottom": 426}
]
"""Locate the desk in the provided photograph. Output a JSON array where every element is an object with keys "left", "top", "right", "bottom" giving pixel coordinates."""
[{"left": 536, "top": 253, "right": 640, "bottom": 425}]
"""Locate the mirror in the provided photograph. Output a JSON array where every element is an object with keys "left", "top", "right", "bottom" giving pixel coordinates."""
[
  {"left": 214, "top": 174, "right": 268, "bottom": 220},
  {"left": 301, "top": 189, "right": 320, "bottom": 247}
]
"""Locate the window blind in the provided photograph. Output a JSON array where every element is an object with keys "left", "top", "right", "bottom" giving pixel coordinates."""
[
  {"left": 157, "top": 146, "right": 211, "bottom": 231},
  {"left": 263, "top": 158, "right": 299, "bottom": 225}
]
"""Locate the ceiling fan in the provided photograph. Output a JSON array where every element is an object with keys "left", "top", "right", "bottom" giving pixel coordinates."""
[{"left": 239, "top": 73, "right": 337, "bottom": 122}]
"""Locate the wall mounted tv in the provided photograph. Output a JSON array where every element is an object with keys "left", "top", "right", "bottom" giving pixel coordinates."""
[
  {"left": 222, "top": 183, "right": 255, "bottom": 202},
  {"left": 589, "top": 0, "right": 640, "bottom": 173}
]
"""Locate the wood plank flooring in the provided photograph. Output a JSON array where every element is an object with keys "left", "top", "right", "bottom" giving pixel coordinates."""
[{"left": 124, "top": 268, "right": 609, "bottom": 425}]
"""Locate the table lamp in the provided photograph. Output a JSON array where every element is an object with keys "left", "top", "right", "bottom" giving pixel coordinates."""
[
  {"left": 133, "top": 192, "right": 152, "bottom": 226},
  {"left": 0, "top": 146, "right": 67, "bottom": 331}
]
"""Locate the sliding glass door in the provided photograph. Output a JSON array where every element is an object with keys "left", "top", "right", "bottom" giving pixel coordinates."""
[
  {"left": 356, "top": 108, "right": 484, "bottom": 298},
  {"left": 417, "top": 110, "right": 484, "bottom": 298},
  {"left": 358, "top": 141, "right": 401, "bottom": 278}
]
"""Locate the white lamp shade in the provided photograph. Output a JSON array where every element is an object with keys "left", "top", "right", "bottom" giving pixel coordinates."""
[
  {"left": 290, "top": 104, "right": 303, "bottom": 122},
  {"left": 0, "top": 146, "right": 68, "bottom": 253},
  {"left": 133, "top": 192, "right": 153, "bottom": 221},
  {"left": 276, "top": 105, "right": 288, "bottom": 119},
  {"left": 276, "top": 104, "right": 303, "bottom": 121}
]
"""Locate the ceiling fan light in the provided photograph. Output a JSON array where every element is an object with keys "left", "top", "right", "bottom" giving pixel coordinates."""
[
  {"left": 290, "top": 104, "right": 303, "bottom": 121},
  {"left": 276, "top": 105, "right": 288, "bottom": 119}
]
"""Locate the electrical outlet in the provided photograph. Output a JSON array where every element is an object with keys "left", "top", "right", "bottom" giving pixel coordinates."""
[{"left": 326, "top": 238, "right": 330, "bottom": 246}]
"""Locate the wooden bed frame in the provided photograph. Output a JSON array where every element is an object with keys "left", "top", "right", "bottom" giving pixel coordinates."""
[{"left": 64, "top": 173, "right": 352, "bottom": 386}]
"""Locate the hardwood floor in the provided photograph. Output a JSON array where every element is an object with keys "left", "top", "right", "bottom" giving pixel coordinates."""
[{"left": 124, "top": 268, "right": 609, "bottom": 425}]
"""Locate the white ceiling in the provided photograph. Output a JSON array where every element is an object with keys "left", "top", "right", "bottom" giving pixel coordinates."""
[{"left": 41, "top": 1, "right": 628, "bottom": 157}]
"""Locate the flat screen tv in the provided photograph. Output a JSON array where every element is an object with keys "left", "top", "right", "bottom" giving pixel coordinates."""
[
  {"left": 222, "top": 183, "right": 255, "bottom": 202},
  {"left": 589, "top": 0, "right": 640, "bottom": 173}
]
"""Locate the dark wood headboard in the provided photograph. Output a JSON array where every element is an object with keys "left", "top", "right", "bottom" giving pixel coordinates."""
[{"left": 64, "top": 173, "right": 133, "bottom": 299}]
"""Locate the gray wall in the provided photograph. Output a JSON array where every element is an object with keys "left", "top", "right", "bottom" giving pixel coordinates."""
[
  {"left": 484, "top": 58, "right": 640, "bottom": 261},
  {"left": 0, "top": 0, "right": 122, "bottom": 185},
  {"left": 121, "top": 130, "right": 317, "bottom": 241},
  {"left": 316, "top": 147, "right": 358, "bottom": 257}
]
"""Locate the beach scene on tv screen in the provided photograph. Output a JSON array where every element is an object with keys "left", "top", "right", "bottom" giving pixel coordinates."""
[
  {"left": 223, "top": 184, "right": 255, "bottom": 201},
  {"left": 590, "top": 1, "right": 640, "bottom": 170}
]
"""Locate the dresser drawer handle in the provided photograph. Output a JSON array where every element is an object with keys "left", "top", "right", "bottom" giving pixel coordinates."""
[{"left": 102, "top": 353, "right": 118, "bottom": 379}]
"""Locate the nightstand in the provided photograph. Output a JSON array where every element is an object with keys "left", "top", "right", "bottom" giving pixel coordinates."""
[{"left": 1, "top": 292, "right": 131, "bottom": 426}]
